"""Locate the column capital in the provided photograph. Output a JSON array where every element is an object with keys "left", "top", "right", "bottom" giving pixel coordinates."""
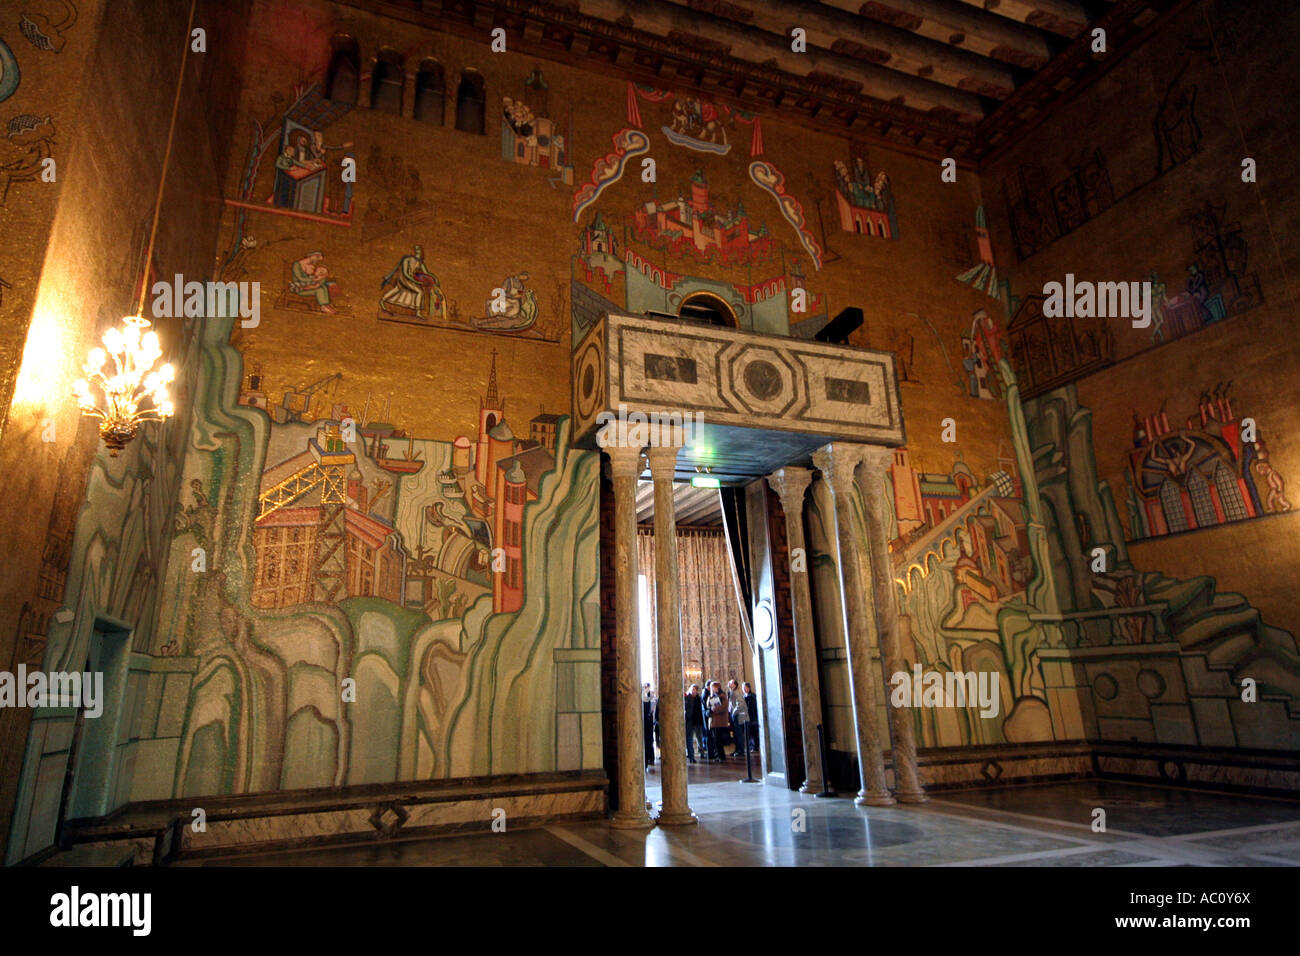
[
  {"left": 605, "top": 443, "right": 644, "bottom": 479},
  {"left": 767, "top": 467, "right": 812, "bottom": 514},
  {"left": 857, "top": 444, "right": 893, "bottom": 474},
  {"left": 811, "top": 443, "right": 865, "bottom": 496},
  {"left": 644, "top": 444, "right": 683, "bottom": 481},
  {"left": 647, "top": 422, "right": 690, "bottom": 449}
]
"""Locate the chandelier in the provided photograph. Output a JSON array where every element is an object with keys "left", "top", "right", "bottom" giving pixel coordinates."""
[{"left": 72, "top": 315, "right": 175, "bottom": 455}]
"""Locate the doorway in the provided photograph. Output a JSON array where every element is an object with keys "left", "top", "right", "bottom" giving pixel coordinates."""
[
  {"left": 635, "top": 480, "right": 761, "bottom": 775},
  {"left": 55, "top": 618, "right": 131, "bottom": 845}
]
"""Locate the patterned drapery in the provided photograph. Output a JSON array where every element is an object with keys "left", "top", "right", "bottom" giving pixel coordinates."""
[{"left": 637, "top": 527, "right": 750, "bottom": 695}]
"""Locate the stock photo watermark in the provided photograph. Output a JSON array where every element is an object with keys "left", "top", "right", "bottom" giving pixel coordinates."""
[
  {"left": 0, "top": 666, "right": 104, "bottom": 717},
  {"left": 1042, "top": 274, "right": 1153, "bottom": 328},
  {"left": 49, "top": 886, "right": 151, "bottom": 936},
  {"left": 151, "top": 274, "right": 261, "bottom": 328},
  {"left": 595, "top": 404, "right": 705, "bottom": 448},
  {"left": 889, "top": 666, "right": 1000, "bottom": 719}
]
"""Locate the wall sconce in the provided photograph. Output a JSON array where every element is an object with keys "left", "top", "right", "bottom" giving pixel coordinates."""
[{"left": 72, "top": 315, "right": 174, "bottom": 456}]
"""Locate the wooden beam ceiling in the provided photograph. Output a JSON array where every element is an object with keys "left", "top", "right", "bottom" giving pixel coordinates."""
[
  {"left": 951, "top": 0, "right": 1103, "bottom": 39},
  {"left": 635, "top": 480, "right": 724, "bottom": 527},
  {"left": 662, "top": 0, "right": 1022, "bottom": 100},
  {"left": 832, "top": 0, "right": 1055, "bottom": 68},
  {"left": 582, "top": 0, "right": 990, "bottom": 122},
  {"left": 335, "top": 0, "right": 1190, "bottom": 162}
]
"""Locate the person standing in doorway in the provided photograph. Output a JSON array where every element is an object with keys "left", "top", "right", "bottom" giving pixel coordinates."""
[
  {"left": 727, "top": 679, "right": 750, "bottom": 758},
  {"left": 701, "top": 676, "right": 715, "bottom": 760},
  {"left": 706, "top": 681, "right": 730, "bottom": 763},
  {"left": 743, "top": 681, "right": 759, "bottom": 755},
  {"left": 643, "top": 683, "right": 656, "bottom": 770},
  {"left": 685, "top": 684, "right": 706, "bottom": 764}
]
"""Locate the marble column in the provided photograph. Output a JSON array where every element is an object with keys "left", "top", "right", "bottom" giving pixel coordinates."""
[
  {"left": 646, "top": 437, "right": 697, "bottom": 826},
  {"left": 811, "top": 443, "right": 895, "bottom": 807},
  {"left": 767, "top": 466, "right": 827, "bottom": 794},
  {"left": 859, "top": 445, "right": 928, "bottom": 804},
  {"left": 605, "top": 438, "right": 654, "bottom": 829}
]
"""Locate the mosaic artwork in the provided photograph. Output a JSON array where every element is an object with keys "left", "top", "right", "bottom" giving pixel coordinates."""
[
  {"left": 831, "top": 155, "right": 897, "bottom": 240},
  {"left": 171, "top": 330, "right": 602, "bottom": 793},
  {"left": 500, "top": 67, "right": 574, "bottom": 187},
  {"left": 1124, "top": 384, "right": 1289, "bottom": 540},
  {"left": 571, "top": 127, "right": 650, "bottom": 223}
]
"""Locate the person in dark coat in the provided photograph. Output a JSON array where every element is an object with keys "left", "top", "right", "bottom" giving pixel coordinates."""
[
  {"left": 701, "top": 677, "right": 715, "bottom": 759},
  {"left": 743, "top": 681, "right": 759, "bottom": 754},
  {"left": 643, "top": 683, "right": 656, "bottom": 769},
  {"left": 684, "top": 684, "right": 706, "bottom": 763}
]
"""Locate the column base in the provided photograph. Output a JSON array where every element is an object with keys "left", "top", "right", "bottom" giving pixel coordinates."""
[
  {"left": 655, "top": 808, "right": 699, "bottom": 827},
  {"left": 609, "top": 810, "right": 656, "bottom": 830},
  {"left": 855, "top": 790, "right": 897, "bottom": 807},
  {"left": 800, "top": 780, "right": 830, "bottom": 795},
  {"left": 895, "top": 789, "right": 930, "bottom": 805}
]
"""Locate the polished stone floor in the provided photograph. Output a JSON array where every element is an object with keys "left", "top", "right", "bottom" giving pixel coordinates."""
[{"left": 185, "top": 757, "right": 1300, "bottom": 866}]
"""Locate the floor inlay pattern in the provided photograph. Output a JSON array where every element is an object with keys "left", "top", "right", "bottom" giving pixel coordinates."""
[{"left": 187, "top": 770, "right": 1300, "bottom": 867}]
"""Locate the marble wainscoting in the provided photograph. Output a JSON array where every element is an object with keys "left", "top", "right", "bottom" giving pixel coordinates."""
[
  {"left": 913, "top": 740, "right": 1300, "bottom": 796},
  {"left": 1093, "top": 743, "right": 1300, "bottom": 795},
  {"left": 914, "top": 741, "right": 1095, "bottom": 790},
  {"left": 57, "top": 771, "right": 607, "bottom": 864}
]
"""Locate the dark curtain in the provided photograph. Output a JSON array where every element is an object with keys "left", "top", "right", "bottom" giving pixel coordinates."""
[{"left": 719, "top": 486, "right": 753, "bottom": 632}]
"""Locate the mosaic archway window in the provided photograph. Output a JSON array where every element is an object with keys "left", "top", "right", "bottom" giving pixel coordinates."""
[
  {"left": 1186, "top": 468, "right": 1216, "bottom": 527},
  {"left": 679, "top": 292, "right": 738, "bottom": 327},
  {"left": 371, "top": 50, "right": 405, "bottom": 114},
  {"left": 456, "top": 71, "right": 487, "bottom": 135},
  {"left": 326, "top": 35, "right": 360, "bottom": 105},
  {"left": 1213, "top": 461, "right": 1249, "bottom": 522},
  {"left": 414, "top": 59, "right": 445, "bottom": 125},
  {"left": 1160, "top": 479, "right": 1188, "bottom": 533}
]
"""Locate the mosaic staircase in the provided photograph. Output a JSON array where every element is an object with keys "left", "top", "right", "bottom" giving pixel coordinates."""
[{"left": 1145, "top": 571, "right": 1300, "bottom": 718}]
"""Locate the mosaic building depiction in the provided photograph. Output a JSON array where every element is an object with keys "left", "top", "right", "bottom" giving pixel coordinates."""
[
  {"left": 0, "top": 0, "right": 1298, "bottom": 881},
  {"left": 1124, "top": 386, "right": 1288, "bottom": 540}
]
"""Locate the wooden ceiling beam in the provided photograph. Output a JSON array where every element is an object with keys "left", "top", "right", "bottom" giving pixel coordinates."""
[
  {"left": 971, "top": 0, "right": 1179, "bottom": 165},
  {"left": 582, "top": 0, "right": 989, "bottom": 121},
  {"left": 635, "top": 482, "right": 723, "bottom": 526},
  {"left": 333, "top": 0, "right": 990, "bottom": 159},
  {"left": 952, "top": 0, "right": 1100, "bottom": 39},
  {"left": 822, "top": 0, "right": 1054, "bottom": 68},
  {"left": 658, "top": 0, "right": 1019, "bottom": 100}
]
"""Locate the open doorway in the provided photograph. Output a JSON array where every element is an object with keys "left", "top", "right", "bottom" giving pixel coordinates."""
[
  {"left": 54, "top": 618, "right": 131, "bottom": 847},
  {"left": 635, "top": 480, "right": 761, "bottom": 776}
]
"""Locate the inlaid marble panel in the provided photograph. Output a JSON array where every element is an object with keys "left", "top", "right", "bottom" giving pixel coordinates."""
[{"left": 572, "top": 312, "right": 905, "bottom": 452}]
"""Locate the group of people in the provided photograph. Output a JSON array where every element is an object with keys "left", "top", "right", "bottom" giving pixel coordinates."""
[{"left": 642, "top": 679, "right": 759, "bottom": 768}]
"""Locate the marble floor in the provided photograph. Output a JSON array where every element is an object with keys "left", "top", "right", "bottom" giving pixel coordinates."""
[{"left": 182, "top": 759, "right": 1300, "bottom": 866}]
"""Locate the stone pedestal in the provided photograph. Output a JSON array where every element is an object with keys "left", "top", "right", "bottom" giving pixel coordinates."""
[
  {"left": 812, "top": 444, "right": 894, "bottom": 807},
  {"left": 767, "top": 466, "right": 828, "bottom": 794}
]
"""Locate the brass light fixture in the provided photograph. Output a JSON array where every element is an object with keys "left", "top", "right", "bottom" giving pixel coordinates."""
[
  {"left": 72, "top": 317, "right": 174, "bottom": 455},
  {"left": 72, "top": 0, "right": 196, "bottom": 456}
]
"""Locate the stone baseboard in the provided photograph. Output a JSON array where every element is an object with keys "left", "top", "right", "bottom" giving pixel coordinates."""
[
  {"left": 54, "top": 770, "right": 608, "bottom": 865},
  {"left": 912, "top": 740, "right": 1300, "bottom": 797},
  {"left": 914, "top": 741, "right": 1094, "bottom": 790},
  {"left": 1091, "top": 742, "right": 1300, "bottom": 796}
]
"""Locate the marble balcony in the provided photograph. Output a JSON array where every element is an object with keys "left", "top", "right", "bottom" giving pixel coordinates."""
[{"left": 571, "top": 311, "right": 905, "bottom": 481}]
